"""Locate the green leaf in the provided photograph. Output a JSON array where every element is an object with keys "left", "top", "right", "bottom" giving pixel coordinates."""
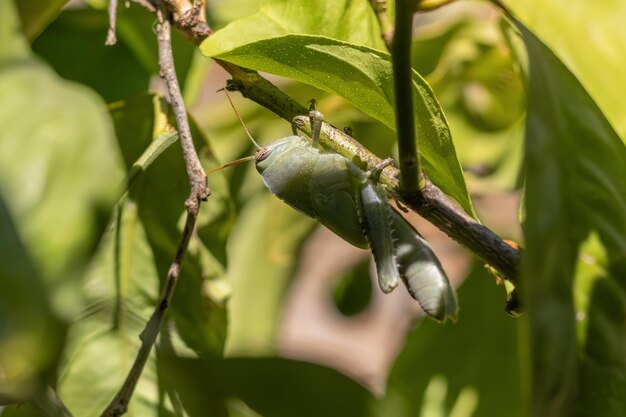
[
  {"left": 0, "top": 0, "right": 123, "bottom": 319},
  {"left": 160, "top": 354, "right": 375, "bottom": 417},
  {"left": 55, "top": 201, "right": 162, "bottom": 416},
  {"left": 202, "top": 34, "right": 475, "bottom": 216},
  {"left": 503, "top": 0, "right": 626, "bottom": 140},
  {"left": 0, "top": 0, "right": 121, "bottom": 403},
  {"left": 203, "top": 0, "right": 385, "bottom": 50},
  {"left": 0, "top": 196, "right": 66, "bottom": 400},
  {"left": 513, "top": 19, "right": 626, "bottom": 417},
  {"left": 15, "top": 0, "right": 68, "bottom": 41},
  {"left": 380, "top": 263, "right": 528, "bottom": 417}
]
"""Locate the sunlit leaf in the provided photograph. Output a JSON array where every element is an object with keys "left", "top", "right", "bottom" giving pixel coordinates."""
[
  {"left": 0, "top": 0, "right": 122, "bottom": 316},
  {"left": 0, "top": 0, "right": 122, "bottom": 405},
  {"left": 202, "top": 0, "right": 385, "bottom": 50},
  {"left": 503, "top": 0, "right": 626, "bottom": 139}
]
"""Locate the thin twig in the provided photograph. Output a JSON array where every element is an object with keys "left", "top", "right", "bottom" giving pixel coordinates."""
[
  {"left": 392, "top": 0, "right": 421, "bottom": 194},
  {"left": 100, "top": 3, "right": 209, "bottom": 416},
  {"left": 106, "top": 0, "right": 119, "bottom": 45},
  {"left": 155, "top": 6, "right": 210, "bottom": 209}
]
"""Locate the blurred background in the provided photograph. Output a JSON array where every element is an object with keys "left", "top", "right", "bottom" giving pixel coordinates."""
[{"left": 4, "top": 0, "right": 624, "bottom": 416}]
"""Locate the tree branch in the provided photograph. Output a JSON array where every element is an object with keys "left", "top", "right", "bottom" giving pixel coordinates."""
[
  {"left": 100, "top": 3, "right": 209, "bottom": 416},
  {"left": 156, "top": 6, "right": 210, "bottom": 208}
]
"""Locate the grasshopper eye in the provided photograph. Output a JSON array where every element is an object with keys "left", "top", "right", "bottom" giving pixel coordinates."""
[{"left": 255, "top": 146, "right": 272, "bottom": 162}]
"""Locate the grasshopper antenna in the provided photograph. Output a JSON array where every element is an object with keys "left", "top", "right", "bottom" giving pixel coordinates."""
[
  {"left": 206, "top": 155, "right": 256, "bottom": 175},
  {"left": 219, "top": 87, "right": 261, "bottom": 149}
]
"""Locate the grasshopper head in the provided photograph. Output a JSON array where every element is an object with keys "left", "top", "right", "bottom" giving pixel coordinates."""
[{"left": 254, "top": 136, "right": 306, "bottom": 174}]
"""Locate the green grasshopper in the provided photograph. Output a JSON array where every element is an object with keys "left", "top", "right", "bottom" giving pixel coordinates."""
[{"left": 220, "top": 97, "right": 457, "bottom": 322}]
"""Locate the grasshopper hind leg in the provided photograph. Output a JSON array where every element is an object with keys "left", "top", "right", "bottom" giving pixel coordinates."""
[{"left": 358, "top": 181, "right": 401, "bottom": 293}]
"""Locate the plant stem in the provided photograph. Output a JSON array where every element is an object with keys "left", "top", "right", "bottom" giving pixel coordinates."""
[{"left": 391, "top": 0, "right": 421, "bottom": 194}]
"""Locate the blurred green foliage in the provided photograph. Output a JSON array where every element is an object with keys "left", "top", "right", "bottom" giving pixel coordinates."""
[{"left": 2, "top": 0, "right": 625, "bottom": 417}]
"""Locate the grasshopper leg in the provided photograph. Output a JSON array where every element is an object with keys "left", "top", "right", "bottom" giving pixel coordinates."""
[{"left": 358, "top": 181, "right": 401, "bottom": 293}]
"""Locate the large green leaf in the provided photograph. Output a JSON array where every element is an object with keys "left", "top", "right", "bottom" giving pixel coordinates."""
[
  {"left": 160, "top": 354, "right": 375, "bottom": 417},
  {"left": 0, "top": 0, "right": 122, "bottom": 407},
  {"left": 0, "top": 0, "right": 122, "bottom": 318},
  {"left": 513, "top": 18, "right": 626, "bottom": 417},
  {"left": 0, "top": 196, "right": 66, "bottom": 402},
  {"left": 203, "top": 0, "right": 385, "bottom": 50},
  {"left": 380, "top": 263, "right": 528, "bottom": 417},
  {"left": 503, "top": 0, "right": 626, "bottom": 140},
  {"left": 202, "top": 34, "right": 474, "bottom": 216},
  {"left": 55, "top": 201, "right": 163, "bottom": 417}
]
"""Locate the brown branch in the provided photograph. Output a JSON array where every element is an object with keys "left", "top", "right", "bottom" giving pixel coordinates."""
[
  {"left": 100, "top": 3, "right": 209, "bottom": 416},
  {"left": 155, "top": 6, "right": 210, "bottom": 208},
  {"left": 162, "top": 0, "right": 211, "bottom": 43},
  {"left": 105, "top": 0, "right": 119, "bottom": 45}
]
